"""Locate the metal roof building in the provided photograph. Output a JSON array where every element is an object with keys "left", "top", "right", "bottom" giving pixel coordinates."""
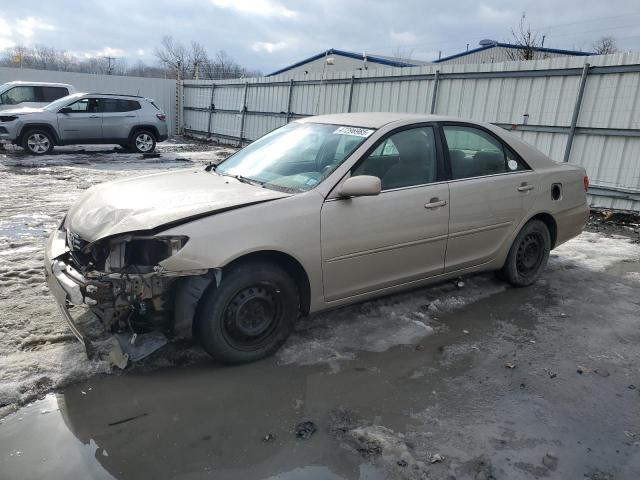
[
  {"left": 267, "top": 49, "right": 431, "bottom": 77},
  {"left": 267, "top": 42, "right": 595, "bottom": 77},
  {"left": 434, "top": 40, "right": 594, "bottom": 65}
]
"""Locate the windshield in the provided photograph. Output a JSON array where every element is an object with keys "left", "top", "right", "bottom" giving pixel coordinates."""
[
  {"left": 44, "top": 93, "right": 85, "bottom": 111},
  {"left": 216, "top": 122, "right": 374, "bottom": 193}
]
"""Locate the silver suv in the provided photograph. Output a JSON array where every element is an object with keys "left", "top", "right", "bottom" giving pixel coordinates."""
[{"left": 0, "top": 92, "right": 168, "bottom": 155}]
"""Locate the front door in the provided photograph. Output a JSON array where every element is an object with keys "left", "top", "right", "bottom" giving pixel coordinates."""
[
  {"left": 321, "top": 125, "right": 450, "bottom": 302},
  {"left": 57, "top": 97, "right": 102, "bottom": 141},
  {"left": 441, "top": 124, "right": 537, "bottom": 272}
]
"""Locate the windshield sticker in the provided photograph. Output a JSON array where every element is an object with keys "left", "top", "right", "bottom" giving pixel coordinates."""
[
  {"left": 305, "top": 178, "right": 318, "bottom": 186},
  {"left": 333, "top": 126, "right": 374, "bottom": 137}
]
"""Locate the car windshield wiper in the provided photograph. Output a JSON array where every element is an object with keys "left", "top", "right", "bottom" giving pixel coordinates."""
[{"left": 214, "top": 169, "right": 264, "bottom": 187}]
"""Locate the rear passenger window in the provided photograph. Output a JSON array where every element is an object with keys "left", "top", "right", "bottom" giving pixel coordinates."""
[
  {"left": 353, "top": 127, "right": 438, "bottom": 190},
  {"left": 443, "top": 126, "right": 528, "bottom": 180},
  {"left": 102, "top": 99, "right": 141, "bottom": 112},
  {"left": 39, "top": 87, "right": 69, "bottom": 102}
]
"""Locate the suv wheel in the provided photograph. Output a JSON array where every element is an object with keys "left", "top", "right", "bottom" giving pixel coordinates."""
[
  {"left": 195, "top": 262, "right": 299, "bottom": 364},
  {"left": 131, "top": 130, "right": 156, "bottom": 153},
  {"left": 500, "top": 219, "right": 551, "bottom": 287},
  {"left": 22, "top": 129, "right": 54, "bottom": 155}
]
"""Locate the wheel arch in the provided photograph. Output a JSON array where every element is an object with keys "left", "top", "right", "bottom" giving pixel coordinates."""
[
  {"left": 222, "top": 250, "right": 312, "bottom": 316},
  {"left": 526, "top": 212, "right": 558, "bottom": 249},
  {"left": 128, "top": 125, "right": 159, "bottom": 141},
  {"left": 18, "top": 123, "right": 60, "bottom": 144}
]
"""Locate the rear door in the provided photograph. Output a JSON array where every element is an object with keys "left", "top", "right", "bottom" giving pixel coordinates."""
[
  {"left": 321, "top": 125, "right": 449, "bottom": 301},
  {"left": 57, "top": 97, "right": 102, "bottom": 141},
  {"left": 101, "top": 98, "right": 141, "bottom": 141},
  {"left": 441, "top": 123, "right": 537, "bottom": 272}
]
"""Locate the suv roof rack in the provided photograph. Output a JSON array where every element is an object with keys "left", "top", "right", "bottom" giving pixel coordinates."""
[{"left": 87, "top": 93, "right": 144, "bottom": 98}]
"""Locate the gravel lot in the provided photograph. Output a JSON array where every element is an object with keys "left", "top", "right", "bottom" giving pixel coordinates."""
[{"left": 0, "top": 139, "right": 639, "bottom": 479}]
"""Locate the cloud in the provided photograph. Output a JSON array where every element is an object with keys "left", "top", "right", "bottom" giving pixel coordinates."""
[
  {"left": 15, "top": 17, "right": 56, "bottom": 38},
  {"left": 71, "top": 47, "right": 127, "bottom": 59},
  {"left": 251, "top": 41, "right": 287, "bottom": 53},
  {"left": 477, "top": 4, "right": 514, "bottom": 22},
  {"left": 210, "top": 0, "right": 297, "bottom": 18},
  {"left": 390, "top": 30, "right": 418, "bottom": 44},
  {"left": 0, "top": 13, "right": 57, "bottom": 50}
]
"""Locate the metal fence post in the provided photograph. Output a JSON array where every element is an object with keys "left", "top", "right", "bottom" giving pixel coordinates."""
[
  {"left": 285, "top": 79, "right": 294, "bottom": 123},
  {"left": 238, "top": 82, "right": 249, "bottom": 147},
  {"left": 563, "top": 62, "right": 590, "bottom": 163},
  {"left": 430, "top": 70, "right": 440, "bottom": 114},
  {"left": 206, "top": 83, "right": 216, "bottom": 138},
  {"left": 347, "top": 75, "right": 355, "bottom": 112}
]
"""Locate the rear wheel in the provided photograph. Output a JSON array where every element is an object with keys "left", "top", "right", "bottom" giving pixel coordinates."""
[
  {"left": 500, "top": 219, "right": 551, "bottom": 287},
  {"left": 196, "top": 262, "right": 299, "bottom": 364},
  {"left": 22, "top": 129, "right": 54, "bottom": 155},
  {"left": 131, "top": 130, "right": 156, "bottom": 153}
]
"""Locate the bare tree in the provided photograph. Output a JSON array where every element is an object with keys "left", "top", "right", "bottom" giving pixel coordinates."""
[
  {"left": 154, "top": 35, "right": 189, "bottom": 78},
  {"left": 507, "top": 12, "right": 544, "bottom": 61},
  {"left": 189, "top": 41, "right": 208, "bottom": 79},
  {"left": 592, "top": 36, "right": 618, "bottom": 55},
  {"left": 0, "top": 38, "right": 259, "bottom": 80},
  {"left": 390, "top": 47, "right": 414, "bottom": 62}
]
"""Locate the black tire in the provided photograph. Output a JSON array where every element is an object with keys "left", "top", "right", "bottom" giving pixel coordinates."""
[
  {"left": 500, "top": 219, "right": 551, "bottom": 287},
  {"left": 131, "top": 130, "right": 156, "bottom": 153},
  {"left": 195, "top": 262, "right": 299, "bottom": 364},
  {"left": 22, "top": 129, "right": 54, "bottom": 155}
]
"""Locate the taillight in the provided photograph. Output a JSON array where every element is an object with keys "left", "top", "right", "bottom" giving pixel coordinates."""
[
  {"left": 583, "top": 176, "right": 589, "bottom": 192},
  {"left": 156, "top": 113, "right": 166, "bottom": 121}
]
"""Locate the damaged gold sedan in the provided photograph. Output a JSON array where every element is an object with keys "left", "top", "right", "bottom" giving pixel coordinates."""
[{"left": 44, "top": 113, "right": 589, "bottom": 365}]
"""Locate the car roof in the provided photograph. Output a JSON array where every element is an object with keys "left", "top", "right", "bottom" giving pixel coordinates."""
[
  {"left": 297, "top": 112, "right": 474, "bottom": 129},
  {"left": 3, "top": 81, "right": 74, "bottom": 88}
]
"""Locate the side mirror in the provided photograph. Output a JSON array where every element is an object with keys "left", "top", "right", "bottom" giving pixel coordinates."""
[
  {"left": 338, "top": 175, "right": 381, "bottom": 198},
  {"left": 59, "top": 107, "right": 72, "bottom": 114}
]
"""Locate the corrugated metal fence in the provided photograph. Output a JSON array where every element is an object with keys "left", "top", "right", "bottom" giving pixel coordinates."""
[
  {"left": 182, "top": 53, "right": 640, "bottom": 212},
  {"left": 0, "top": 67, "right": 177, "bottom": 134}
]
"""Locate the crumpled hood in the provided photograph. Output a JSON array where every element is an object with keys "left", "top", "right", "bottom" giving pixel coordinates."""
[
  {"left": 0, "top": 106, "right": 44, "bottom": 115},
  {"left": 66, "top": 169, "right": 291, "bottom": 242}
]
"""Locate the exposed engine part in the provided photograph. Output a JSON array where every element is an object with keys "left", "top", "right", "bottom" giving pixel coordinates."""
[{"left": 64, "top": 230, "right": 207, "bottom": 335}]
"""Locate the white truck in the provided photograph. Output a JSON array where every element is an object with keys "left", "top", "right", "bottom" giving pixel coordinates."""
[{"left": 0, "top": 81, "right": 76, "bottom": 111}]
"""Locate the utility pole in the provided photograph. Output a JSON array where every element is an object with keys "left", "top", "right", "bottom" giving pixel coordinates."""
[{"left": 104, "top": 56, "right": 115, "bottom": 75}]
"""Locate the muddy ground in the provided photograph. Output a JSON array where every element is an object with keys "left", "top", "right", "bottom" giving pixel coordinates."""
[{"left": 0, "top": 140, "right": 639, "bottom": 479}]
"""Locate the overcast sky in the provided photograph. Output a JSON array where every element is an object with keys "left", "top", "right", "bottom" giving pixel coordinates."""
[{"left": 1, "top": 0, "right": 639, "bottom": 73}]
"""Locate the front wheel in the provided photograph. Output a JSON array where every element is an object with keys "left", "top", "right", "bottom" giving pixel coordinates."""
[
  {"left": 500, "top": 219, "right": 551, "bottom": 287},
  {"left": 131, "top": 130, "right": 156, "bottom": 153},
  {"left": 195, "top": 262, "right": 299, "bottom": 364},
  {"left": 22, "top": 129, "right": 54, "bottom": 155}
]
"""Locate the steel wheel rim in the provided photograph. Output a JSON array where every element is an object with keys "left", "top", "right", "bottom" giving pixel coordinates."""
[
  {"left": 516, "top": 232, "right": 544, "bottom": 276},
  {"left": 27, "top": 134, "right": 50, "bottom": 153},
  {"left": 135, "top": 133, "right": 153, "bottom": 152},
  {"left": 221, "top": 284, "right": 282, "bottom": 350}
]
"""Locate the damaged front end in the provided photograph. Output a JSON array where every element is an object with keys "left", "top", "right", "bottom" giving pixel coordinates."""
[{"left": 44, "top": 221, "right": 214, "bottom": 361}]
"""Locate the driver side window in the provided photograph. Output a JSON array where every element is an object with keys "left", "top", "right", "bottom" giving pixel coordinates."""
[
  {"left": 352, "top": 127, "right": 438, "bottom": 190},
  {"left": 67, "top": 98, "right": 100, "bottom": 113},
  {"left": 0, "top": 86, "right": 36, "bottom": 105}
]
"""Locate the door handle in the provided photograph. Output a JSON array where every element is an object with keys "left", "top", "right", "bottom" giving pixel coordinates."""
[
  {"left": 425, "top": 198, "right": 447, "bottom": 209},
  {"left": 518, "top": 183, "right": 534, "bottom": 192},
  {"left": 125, "top": 115, "right": 136, "bottom": 118},
  {"left": 89, "top": 115, "right": 100, "bottom": 118}
]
